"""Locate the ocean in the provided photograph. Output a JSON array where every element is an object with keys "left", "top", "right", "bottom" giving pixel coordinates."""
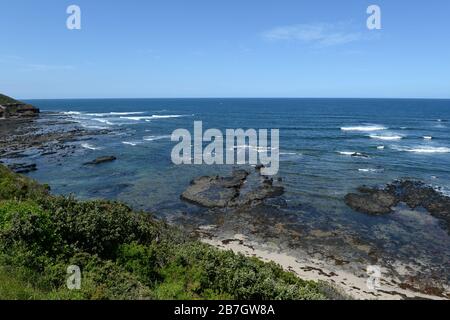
[{"left": 24, "top": 98, "right": 450, "bottom": 283}]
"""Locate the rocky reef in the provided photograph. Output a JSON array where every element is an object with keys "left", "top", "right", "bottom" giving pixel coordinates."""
[
  {"left": 84, "top": 156, "right": 117, "bottom": 165},
  {"left": 345, "top": 180, "right": 450, "bottom": 232},
  {"left": 181, "top": 167, "right": 284, "bottom": 208},
  {"left": 0, "top": 110, "right": 109, "bottom": 174},
  {"left": 0, "top": 93, "right": 39, "bottom": 118}
]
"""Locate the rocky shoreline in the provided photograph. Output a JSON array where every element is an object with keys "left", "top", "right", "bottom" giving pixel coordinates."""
[
  {"left": 176, "top": 168, "right": 450, "bottom": 299},
  {"left": 345, "top": 180, "right": 450, "bottom": 233},
  {"left": 0, "top": 112, "right": 110, "bottom": 174}
]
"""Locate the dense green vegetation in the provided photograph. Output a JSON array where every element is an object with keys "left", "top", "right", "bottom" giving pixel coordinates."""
[
  {"left": 0, "top": 164, "right": 336, "bottom": 300},
  {"left": 0, "top": 94, "right": 20, "bottom": 105}
]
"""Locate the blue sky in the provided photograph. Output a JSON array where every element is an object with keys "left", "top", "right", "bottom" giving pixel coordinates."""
[{"left": 1, "top": 0, "right": 449, "bottom": 99}]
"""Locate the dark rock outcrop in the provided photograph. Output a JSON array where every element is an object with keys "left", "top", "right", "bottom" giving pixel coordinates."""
[
  {"left": 0, "top": 94, "right": 39, "bottom": 118},
  {"left": 181, "top": 168, "right": 284, "bottom": 208},
  {"left": 345, "top": 180, "right": 450, "bottom": 231},
  {"left": 344, "top": 186, "right": 398, "bottom": 215},
  {"left": 350, "top": 152, "right": 369, "bottom": 158},
  {"left": 84, "top": 156, "right": 117, "bottom": 165},
  {"left": 8, "top": 163, "right": 37, "bottom": 174}
]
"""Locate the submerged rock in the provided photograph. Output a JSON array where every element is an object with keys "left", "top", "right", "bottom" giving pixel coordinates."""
[
  {"left": 181, "top": 170, "right": 248, "bottom": 208},
  {"left": 344, "top": 186, "right": 398, "bottom": 215},
  {"left": 8, "top": 163, "right": 37, "bottom": 174},
  {"left": 84, "top": 156, "right": 117, "bottom": 165},
  {"left": 181, "top": 169, "right": 284, "bottom": 208},
  {"left": 345, "top": 180, "right": 450, "bottom": 231}
]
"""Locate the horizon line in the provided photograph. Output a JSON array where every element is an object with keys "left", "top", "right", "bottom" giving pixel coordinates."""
[{"left": 22, "top": 96, "right": 450, "bottom": 101}]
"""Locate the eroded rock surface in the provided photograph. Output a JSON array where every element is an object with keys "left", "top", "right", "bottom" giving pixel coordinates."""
[
  {"left": 181, "top": 168, "right": 284, "bottom": 208},
  {"left": 345, "top": 180, "right": 450, "bottom": 231},
  {"left": 84, "top": 156, "right": 117, "bottom": 165},
  {"left": 0, "top": 113, "right": 110, "bottom": 171},
  {"left": 344, "top": 186, "right": 398, "bottom": 215}
]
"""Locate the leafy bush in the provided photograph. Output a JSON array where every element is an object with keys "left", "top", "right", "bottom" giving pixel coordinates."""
[{"left": 0, "top": 165, "right": 49, "bottom": 201}]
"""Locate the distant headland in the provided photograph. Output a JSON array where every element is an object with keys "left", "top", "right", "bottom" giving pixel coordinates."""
[{"left": 0, "top": 93, "right": 39, "bottom": 118}]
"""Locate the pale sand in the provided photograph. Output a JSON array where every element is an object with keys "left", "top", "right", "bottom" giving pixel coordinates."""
[{"left": 201, "top": 232, "right": 448, "bottom": 300}]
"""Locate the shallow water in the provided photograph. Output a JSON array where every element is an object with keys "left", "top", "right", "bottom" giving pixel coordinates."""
[{"left": 24, "top": 98, "right": 450, "bottom": 286}]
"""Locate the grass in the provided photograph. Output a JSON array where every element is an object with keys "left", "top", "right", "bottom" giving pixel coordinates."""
[{"left": 0, "top": 93, "right": 21, "bottom": 105}]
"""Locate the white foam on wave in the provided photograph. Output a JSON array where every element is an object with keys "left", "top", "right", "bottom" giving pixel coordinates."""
[
  {"left": 92, "top": 118, "right": 113, "bottom": 125},
  {"left": 392, "top": 146, "right": 450, "bottom": 154},
  {"left": 81, "top": 143, "right": 100, "bottom": 150},
  {"left": 110, "top": 112, "right": 145, "bottom": 115},
  {"left": 358, "top": 168, "right": 384, "bottom": 173},
  {"left": 151, "top": 114, "right": 188, "bottom": 119},
  {"left": 63, "top": 111, "right": 81, "bottom": 115},
  {"left": 122, "top": 141, "right": 141, "bottom": 146},
  {"left": 369, "top": 134, "right": 403, "bottom": 141},
  {"left": 143, "top": 135, "right": 171, "bottom": 141},
  {"left": 121, "top": 115, "right": 187, "bottom": 121},
  {"left": 436, "top": 187, "right": 450, "bottom": 197},
  {"left": 337, "top": 151, "right": 369, "bottom": 158},
  {"left": 250, "top": 146, "right": 278, "bottom": 153},
  {"left": 230, "top": 145, "right": 278, "bottom": 153},
  {"left": 122, "top": 116, "right": 153, "bottom": 121},
  {"left": 341, "top": 125, "right": 386, "bottom": 132},
  {"left": 85, "top": 113, "right": 107, "bottom": 117},
  {"left": 408, "top": 147, "right": 450, "bottom": 154},
  {"left": 84, "top": 112, "right": 145, "bottom": 117},
  {"left": 338, "top": 151, "right": 355, "bottom": 156}
]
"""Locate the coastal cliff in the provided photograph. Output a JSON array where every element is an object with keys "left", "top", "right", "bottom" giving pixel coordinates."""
[{"left": 0, "top": 94, "right": 39, "bottom": 118}]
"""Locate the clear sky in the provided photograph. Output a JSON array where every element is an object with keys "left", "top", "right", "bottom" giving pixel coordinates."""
[{"left": 1, "top": 0, "right": 449, "bottom": 99}]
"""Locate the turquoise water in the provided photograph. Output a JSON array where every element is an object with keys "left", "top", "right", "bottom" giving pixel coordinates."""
[{"left": 25, "top": 98, "right": 450, "bottom": 280}]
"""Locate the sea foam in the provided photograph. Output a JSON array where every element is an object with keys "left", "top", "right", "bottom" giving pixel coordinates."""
[
  {"left": 369, "top": 134, "right": 403, "bottom": 141},
  {"left": 341, "top": 125, "right": 386, "bottom": 132},
  {"left": 358, "top": 168, "right": 383, "bottom": 173},
  {"left": 143, "top": 135, "right": 171, "bottom": 141},
  {"left": 393, "top": 146, "right": 450, "bottom": 154},
  {"left": 121, "top": 115, "right": 185, "bottom": 121},
  {"left": 122, "top": 141, "right": 140, "bottom": 146},
  {"left": 81, "top": 143, "right": 100, "bottom": 150},
  {"left": 63, "top": 111, "right": 81, "bottom": 115}
]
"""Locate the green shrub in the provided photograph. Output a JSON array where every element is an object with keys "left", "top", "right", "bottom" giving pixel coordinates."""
[
  {"left": 0, "top": 165, "right": 49, "bottom": 201},
  {"left": 0, "top": 200, "right": 60, "bottom": 257}
]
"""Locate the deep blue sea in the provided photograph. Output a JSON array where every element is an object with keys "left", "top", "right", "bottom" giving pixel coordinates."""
[{"left": 24, "top": 98, "right": 450, "bottom": 279}]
